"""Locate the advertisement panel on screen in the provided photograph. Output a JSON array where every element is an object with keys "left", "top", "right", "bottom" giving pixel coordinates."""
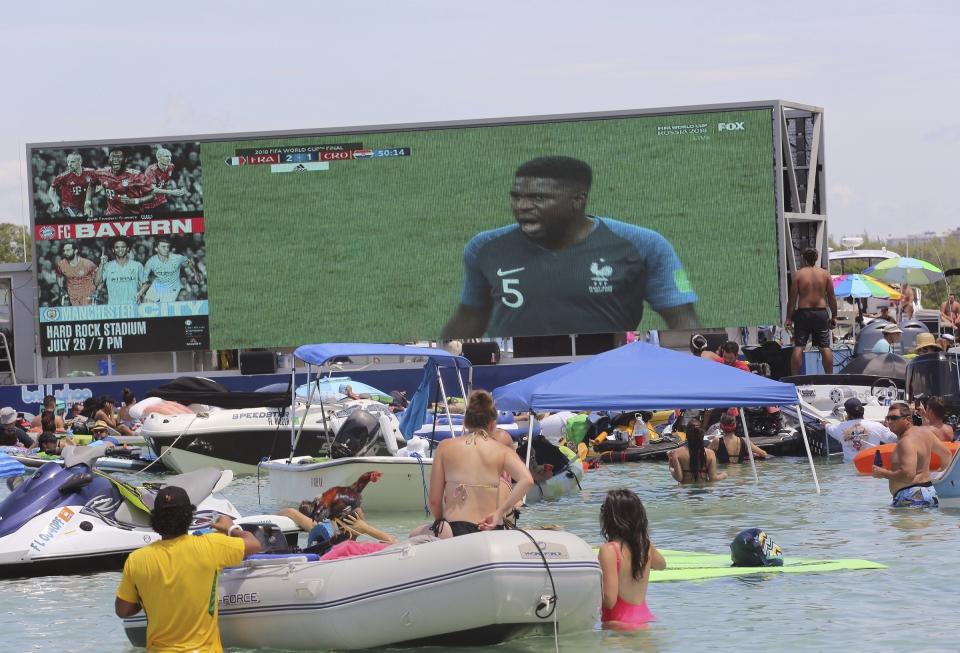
[
  {"left": 30, "top": 104, "right": 782, "bottom": 355},
  {"left": 31, "top": 143, "right": 208, "bottom": 356}
]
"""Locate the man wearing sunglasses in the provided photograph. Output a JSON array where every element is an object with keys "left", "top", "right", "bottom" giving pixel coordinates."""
[{"left": 872, "top": 401, "right": 954, "bottom": 507}]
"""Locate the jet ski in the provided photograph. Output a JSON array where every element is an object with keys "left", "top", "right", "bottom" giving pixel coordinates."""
[{"left": 0, "top": 446, "right": 296, "bottom": 578}]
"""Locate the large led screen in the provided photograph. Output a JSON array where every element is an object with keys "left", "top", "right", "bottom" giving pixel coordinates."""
[
  {"left": 30, "top": 106, "right": 780, "bottom": 355},
  {"left": 31, "top": 143, "right": 208, "bottom": 357}
]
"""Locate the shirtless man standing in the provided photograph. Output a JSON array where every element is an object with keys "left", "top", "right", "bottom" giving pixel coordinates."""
[
  {"left": 939, "top": 293, "right": 960, "bottom": 332},
  {"left": 872, "top": 401, "right": 954, "bottom": 507},
  {"left": 784, "top": 248, "right": 838, "bottom": 375}
]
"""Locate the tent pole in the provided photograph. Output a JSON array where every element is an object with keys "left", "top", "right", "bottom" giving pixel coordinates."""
[
  {"left": 524, "top": 417, "right": 534, "bottom": 468},
  {"left": 455, "top": 362, "right": 468, "bottom": 402},
  {"left": 287, "top": 365, "right": 296, "bottom": 463},
  {"left": 794, "top": 391, "right": 822, "bottom": 494},
  {"left": 436, "top": 364, "right": 456, "bottom": 438},
  {"left": 738, "top": 407, "right": 759, "bottom": 484}
]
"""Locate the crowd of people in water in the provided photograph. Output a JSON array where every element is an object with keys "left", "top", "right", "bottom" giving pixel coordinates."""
[
  {"left": 2, "top": 337, "right": 956, "bottom": 648},
  {"left": 0, "top": 389, "right": 140, "bottom": 463}
]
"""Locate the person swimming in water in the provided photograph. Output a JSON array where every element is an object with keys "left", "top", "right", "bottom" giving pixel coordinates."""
[
  {"left": 667, "top": 419, "right": 727, "bottom": 483},
  {"left": 598, "top": 489, "right": 666, "bottom": 629}
]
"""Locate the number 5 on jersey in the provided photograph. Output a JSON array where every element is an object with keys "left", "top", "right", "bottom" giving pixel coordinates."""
[{"left": 496, "top": 266, "right": 526, "bottom": 308}]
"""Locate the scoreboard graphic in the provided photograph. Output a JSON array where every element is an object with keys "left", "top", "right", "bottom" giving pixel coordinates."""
[{"left": 224, "top": 143, "right": 411, "bottom": 172}]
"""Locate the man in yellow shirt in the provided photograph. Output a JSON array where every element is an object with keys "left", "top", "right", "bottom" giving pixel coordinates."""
[{"left": 115, "top": 485, "right": 262, "bottom": 652}]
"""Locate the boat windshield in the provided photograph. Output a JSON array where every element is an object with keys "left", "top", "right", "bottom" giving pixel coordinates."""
[{"left": 906, "top": 353, "right": 960, "bottom": 400}]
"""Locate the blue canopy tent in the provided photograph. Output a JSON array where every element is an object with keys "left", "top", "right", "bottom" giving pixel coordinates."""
[
  {"left": 288, "top": 344, "right": 472, "bottom": 459},
  {"left": 494, "top": 342, "right": 820, "bottom": 492}
]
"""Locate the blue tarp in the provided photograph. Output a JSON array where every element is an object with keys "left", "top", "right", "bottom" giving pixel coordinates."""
[
  {"left": 399, "top": 363, "right": 439, "bottom": 439},
  {"left": 493, "top": 342, "right": 799, "bottom": 412},
  {"left": 294, "top": 344, "right": 470, "bottom": 369}
]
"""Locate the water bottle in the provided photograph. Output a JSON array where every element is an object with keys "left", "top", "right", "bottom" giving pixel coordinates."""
[{"left": 873, "top": 448, "right": 883, "bottom": 468}]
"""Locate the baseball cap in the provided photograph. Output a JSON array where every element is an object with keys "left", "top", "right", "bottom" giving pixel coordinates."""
[
  {"left": 940, "top": 333, "right": 956, "bottom": 343},
  {"left": 0, "top": 407, "right": 16, "bottom": 424},
  {"left": 844, "top": 397, "right": 863, "bottom": 413},
  {"left": 881, "top": 324, "right": 903, "bottom": 334},
  {"left": 153, "top": 485, "right": 194, "bottom": 512}
]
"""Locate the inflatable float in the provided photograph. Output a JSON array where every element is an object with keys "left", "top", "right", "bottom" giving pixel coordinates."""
[
  {"left": 853, "top": 441, "right": 959, "bottom": 475},
  {"left": 932, "top": 445, "right": 960, "bottom": 508},
  {"left": 123, "top": 529, "right": 600, "bottom": 650},
  {"left": 524, "top": 464, "right": 583, "bottom": 504}
]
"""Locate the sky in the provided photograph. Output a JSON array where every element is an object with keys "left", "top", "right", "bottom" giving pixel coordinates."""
[{"left": 1, "top": 1, "right": 957, "bottom": 241}]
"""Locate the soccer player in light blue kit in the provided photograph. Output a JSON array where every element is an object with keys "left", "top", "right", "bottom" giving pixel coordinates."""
[
  {"left": 138, "top": 238, "right": 202, "bottom": 303},
  {"left": 95, "top": 238, "right": 145, "bottom": 305},
  {"left": 441, "top": 156, "right": 699, "bottom": 339}
]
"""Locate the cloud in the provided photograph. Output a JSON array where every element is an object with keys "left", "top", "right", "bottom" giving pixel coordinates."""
[
  {"left": 707, "top": 33, "right": 782, "bottom": 48},
  {"left": 830, "top": 182, "right": 857, "bottom": 208},
  {"left": 920, "top": 124, "right": 960, "bottom": 144},
  {"left": 161, "top": 97, "right": 233, "bottom": 134}
]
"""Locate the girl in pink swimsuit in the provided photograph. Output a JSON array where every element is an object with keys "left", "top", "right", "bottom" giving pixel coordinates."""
[{"left": 598, "top": 489, "right": 666, "bottom": 629}]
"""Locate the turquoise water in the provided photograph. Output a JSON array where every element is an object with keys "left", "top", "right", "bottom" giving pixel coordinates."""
[{"left": 1, "top": 457, "right": 956, "bottom": 652}]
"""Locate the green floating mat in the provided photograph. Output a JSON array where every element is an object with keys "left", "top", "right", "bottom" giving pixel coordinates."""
[{"left": 593, "top": 548, "right": 886, "bottom": 582}]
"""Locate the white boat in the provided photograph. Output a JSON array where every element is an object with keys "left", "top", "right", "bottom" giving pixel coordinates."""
[
  {"left": 263, "top": 344, "right": 471, "bottom": 509},
  {"left": 266, "top": 454, "right": 433, "bottom": 511},
  {"left": 786, "top": 372, "right": 903, "bottom": 424},
  {"left": 143, "top": 399, "right": 404, "bottom": 476},
  {"left": 122, "top": 529, "right": 601, "bottom": 650}
]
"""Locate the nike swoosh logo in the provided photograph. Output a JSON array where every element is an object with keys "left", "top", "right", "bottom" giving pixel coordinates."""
[{"left": 497, "top": 267, "right": 526, "bottom": 277}]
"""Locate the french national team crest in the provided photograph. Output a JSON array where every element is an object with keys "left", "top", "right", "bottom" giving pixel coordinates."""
[{"left": 589, "top": 259, "right": 614, "bottom": 294}]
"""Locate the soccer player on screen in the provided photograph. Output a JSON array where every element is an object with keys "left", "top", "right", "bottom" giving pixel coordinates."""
[
  {"left": 441, "top": 156, "right": 699, "bottom": 339},
  {"left": 49, "top": 153, "right": 96, "bottom": 217},
  {"left": 95, "top": 238, "right": 145, "bottom": 305},
  {"left": 55, "top": 242, "right": 98, "bottom": 306},
  {"left": 141, "top": 147, "right": 188, "bottom": 212},
  {"left": 94, "top": 148, "right": 155, "bottom": 216},
  {"left": 137, "top": 238, "right": 203, "bottom": 303}
]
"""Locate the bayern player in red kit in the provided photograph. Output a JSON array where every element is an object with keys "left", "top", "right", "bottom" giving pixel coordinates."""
[
  {"left": 49, "top": 153, "right": 96, "bottom": 217},
  {"left": 142, "top": 147, "right": 187, "bottom": 211},
  {"left": 94, "top": 148, "right": 155, "bottom": 216}
]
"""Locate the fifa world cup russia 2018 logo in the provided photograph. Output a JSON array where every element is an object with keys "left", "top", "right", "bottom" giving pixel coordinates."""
[{"left": 39, "top": 226, "right": 55, "bottom": 240}]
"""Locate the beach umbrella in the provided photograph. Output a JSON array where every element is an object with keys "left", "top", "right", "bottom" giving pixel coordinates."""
[
  {"left": 0, "top": 452, "right": 25, "bottom": 479},
  {"left": 832, "top": 274, "right": 902, "bottom": 299},
  {"left": 863, "top": 257, "right": 945, "bottom": 285}
]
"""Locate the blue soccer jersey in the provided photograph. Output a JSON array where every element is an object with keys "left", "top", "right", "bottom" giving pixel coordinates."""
[
  {"left": 459, "top": 217, "right": 696, "bottom": 337},
  {"left": 144, "top": 253, "right": 187, "bottom": 302},
  {"left": 103, "top": 260, "right": 145, "bottom": 305}
]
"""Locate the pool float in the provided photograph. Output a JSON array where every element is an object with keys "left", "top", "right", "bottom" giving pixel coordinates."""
[{"left": 853, "top": 441, "right": 959, "bottom": 475}]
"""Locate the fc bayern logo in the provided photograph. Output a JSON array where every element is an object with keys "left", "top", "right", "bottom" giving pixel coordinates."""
[{"left": 39, "top": 226, "right": 55, "bottom": 240}]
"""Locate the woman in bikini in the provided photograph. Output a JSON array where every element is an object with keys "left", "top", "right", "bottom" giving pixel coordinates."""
[
  {"left": 423, "top": 390, "right": 533, "bottom": 537},
  {"left": 598, "top": 489, "right": 666, "bottom": 629},
  {"left": 667, "top": 419, "right": 727, "bottom": 483},
  {"left": 708, "top": 413, "right": 771, "bottom": 463}
]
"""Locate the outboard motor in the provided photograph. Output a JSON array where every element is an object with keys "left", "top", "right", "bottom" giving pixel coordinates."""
[
  {"left": 741, "top": 407, "right": 784, "bottom": 438},
  {"left": 330, "top": 410, "right": 381, "bottom": 459}
]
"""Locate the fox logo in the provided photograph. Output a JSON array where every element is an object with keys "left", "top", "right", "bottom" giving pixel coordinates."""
[{"left": 718, "top": 122, "right": 745, "bottom": 132}]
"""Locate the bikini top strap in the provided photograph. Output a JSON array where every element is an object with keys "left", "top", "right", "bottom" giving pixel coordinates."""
[{"left": 607, "top": 541, "right": 622, "bottom": 572}]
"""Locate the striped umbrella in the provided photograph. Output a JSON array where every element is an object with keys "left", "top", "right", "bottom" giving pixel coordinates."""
[
  {"left": 832, "top": 274, "right": 902, "bottom": 299},
  {"left": 0, "top": 451, "right": 25, "bottom": 479},
  {"left": 863, "top": 257, "right": 945, "bottom": 285}
]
